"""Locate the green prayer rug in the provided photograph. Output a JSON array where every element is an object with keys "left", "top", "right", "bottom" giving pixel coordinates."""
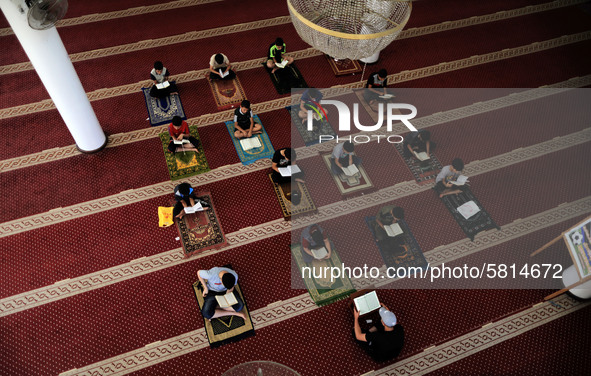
[{"left": 159, "top": 125, "right": 210, "bottom": 180}]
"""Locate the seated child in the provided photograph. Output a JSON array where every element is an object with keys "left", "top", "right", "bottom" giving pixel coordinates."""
[
  {"left": 197, "top": 266, "right": 245, "bottom": 320},
  {"left": 172, "top": 182, "right": 210, "bottom": 219},
  {"left": 403, "top": 130, "right": 436, "bottom": 159},
  {"left": 363, "top": 69, "right": 388, "bottom": 111},
  {"left": 267, "top": 37, "right": 294, "bottom": 73},
  {"left": 434, "top": 158, "right": 465, "bottom": 198},
  {"left": 167, "top": 116, "right": 200, "bottom": 154},
  {"left": 271, "top": 147, "right": 305, "bottom": 184},
  {"left": 331, "top": 141, "right": 362, "bottom": 175},
  {"left": 149, "top": 61, "right": 178, "bottom": 98},
  {"left": 234, "top": 100, "right": 262, "bottom": 139},
  {"left": 298, "top": 88, "right": 326, "bottom": 125},
  {"left": 301, "top": 224, "right": 332, "bottom": 263},
  {"left": 375, "top": 206, "right": 405, "bottom": 241},
  {"left": 209, "top": 53, "right": 236, "bottom": 80}
]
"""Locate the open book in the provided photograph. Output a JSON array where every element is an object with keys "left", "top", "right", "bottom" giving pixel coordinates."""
[
  {"left": 275, "top": 59, "right": 289, "bottom": 68},
  {"left": 450, "top": 175, "right": 469, "bottom": 186},
  {"left": 278, "top": 165, "right": 301, "bottom": 177},
  {"left": 384, "top": 222, "right": 403, "bottom": 237},
  {"left": 156, "top": 81, "right": 170, "bottom": 90},
  {"left": 379, "top": 93, "right": 394, "bottom": 99},
  {"left": 215, "top": 292, "right": 238, "bottom": 308},
  {"left": 354, "top": 290, "right": 381, "bottom": 316},
  {"left": 311, "top": 246, "right": 328, "bottom": 260},
  {"left": 183, "top": 202, "right": 204, "bottom": 214},
  {"left": 457, "top": 200, "right": 480, "bottom": 220},
  {"left": 341, "top": 164, "right": 359, "bottom": 177},
  {"left": 413, "top": 151, "right": 430, "bottom": 161},
  {"left": 219, "top": 69, "right": 229, "bottom": 78},
  {"left": 173, "top": 139, "right": 191, "bottom": 145},
  {"left": 239, "top": 137, "right": 262, "bottom": 151}
]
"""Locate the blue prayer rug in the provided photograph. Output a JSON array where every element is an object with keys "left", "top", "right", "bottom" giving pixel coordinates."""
[
  {"left": 141, "top": 82, "right": 186, "bottom": 126},
  {"left": 224, "top": 114, "right": 275, "bottom": 165}
]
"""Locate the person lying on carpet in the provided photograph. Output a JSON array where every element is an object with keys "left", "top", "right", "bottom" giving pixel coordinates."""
[
  {"left": 364, "top": 69, "right": 389, "bottom": 111},
  {"left": 172, "top": 182, "right": 210, "bottom": 219},
  {"left": 167, "top": 116, "right": 200, "bottom": 155},
  {"left": 234, "top": 100, "right": 262, "bottom": 139},
  {"left": 353, "top": 302, "right": 405, "bottom": 362},
  {"left": 209, "top": 53, "right": 236, "bottom": 80},
  {"left": 298, "top": 88, "right": 327, "bottom": 125},
  {"left": 271, "top": 147, "right": 305, "bottom": 184},
  {"left": 149, "top": 61, "right": 179, "bottom": 98},
  {"left": 403, "top": 130, "right": 436, "bottom": 159},
  {"left": 375, "top": 206, "right": 405, "bottom": 242},
  {"left": 330, "top": 141, "right": 362, "bottom": 176},
  {"left": 301, "top": 224, "right": 332, "bottom": 263},
  {"left": 434, "top": 158, "right": 466, "bottom": 198},
  {"left": 267, "top": 37, "right": 294, "bottom": 74},
  {"left": 198, "top": 266, "right": 246, "bottom": 321}
]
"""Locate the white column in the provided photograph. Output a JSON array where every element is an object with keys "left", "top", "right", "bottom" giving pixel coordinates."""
[{"left": 0, "top": 0, "right": 107, "bottom": 152}]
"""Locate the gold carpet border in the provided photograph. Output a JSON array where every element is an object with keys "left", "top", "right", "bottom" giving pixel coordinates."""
[
  {"left": 1, "top": 86, "right": 589, "bottom": 237},
  {"left": 57, "top": 275, "right": 589, "bottom": 375},
  {"left": 0, "top": 0, "right": 223, "bottom": 37}
]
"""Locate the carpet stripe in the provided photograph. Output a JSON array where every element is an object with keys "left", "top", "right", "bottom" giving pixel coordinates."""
[
  {"left": 0, "top": 0, "right": 223, "bottom": 37},
  {"left": 57, "top": 280, "right": 588, "bottom": 375},
  {"left": 0, "top": 83, "right": 588, "bottom": 237}
]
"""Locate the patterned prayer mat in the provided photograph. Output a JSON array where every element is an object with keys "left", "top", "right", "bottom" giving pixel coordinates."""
[
  {"left": 268, "top": 173, "right": 317, "bottom": 220},
  {"left": 291, "top": 242, "right": 356, "bottom": 306},
  {"left": 141, "top": 82, "right": 186, "bottom": 126},
  {"left": 287, "top": 106, "right": 336, "bottom": 146},
  {"left": 365, "top": 217, "right": 429, "bottom": 276},
  {"left": 192, "top": 280, "right": 255, "bottom": 348},
  {"left": 224, "top": 114, "right": 274, "bottom": 165},
  {"left": 325, "top": 55, "right": 363, "bottom": 76},
  {"left": 440, "top": 187, "right": 500, "bottom": 241},
  {"left": 263, "top": 62, "right": 308, "bottom": 95},
  {"left": 322, "top": 154, "right": 374, "bottom": 195},
  {"left": 207, "top": 75, "right": 247, "bottom": 110},
  {"left": 159, "top": 125, "right": 210, "bottom": 180},
  {"left": 394, "top": 142, "right": 443, "bottom": 185},
  {"left": 354, "top": 88, "right": 379, "bottom": 123},
  {"left": 176, "top": 192, "right": 227, "bottom": 258}
]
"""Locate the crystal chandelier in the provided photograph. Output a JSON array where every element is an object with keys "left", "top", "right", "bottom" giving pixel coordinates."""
[{"left": 287, "top": 0, "right": 412, "bottom": 60}]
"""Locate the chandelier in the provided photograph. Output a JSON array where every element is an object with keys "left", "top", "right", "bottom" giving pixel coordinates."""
[{"left": 287, "top": 0, "right": 412, "bottom": 60}]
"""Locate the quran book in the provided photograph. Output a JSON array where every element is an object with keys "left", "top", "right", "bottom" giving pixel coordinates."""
[
  {"left": 173, "top": 139, "right": 191, "bottom": 145},
  {"left": 239, "top": 137, "right": 262, "bottom": 151},
  {"left": 384, "top": 223, "right": 403, "bottom": 237},
  {"left": 379, "top": 94, "right": 394, "bottom": 99},
  {"left": 457, "top": 200, "right": 480, "bottom": 220},
  {"left": 156, "top": 81, "right": 170, "bottom": 89},
  {"left": 311, "top": 246, "right": 328, "bottom": 260},
  {"left": 413, "top": 151, "right": 430, "bottom": 161},
  {"left": 354, "top": 291, "right": 381, "bottom": 316},
  {"left": 275, "top": 59, "right": 289, "bottom": 68},
  {"left": 341, "top": 164, "right": 359, "bottom": 177},
  {"left": 278, "top": 165, "right": 301, "bottom": 177},
  {"left": 450, "top": 175, "right": 469, "bottom": 186},
  {"left": 215, "top": 292, "right": 238, "bottom": 308},
  {"left": 219, "top": 69, "right": 229, "bottom": 78},
  {"left": 184, "top": 202, "right": 203, "bottom": 214}
]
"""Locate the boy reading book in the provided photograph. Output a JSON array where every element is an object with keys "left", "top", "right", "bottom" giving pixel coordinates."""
[
  {"left": 172, "top": 183, "right": 210, "bottom": 219},
  {"left": 375, "top": 206, "right": 405, "bottom": 241},
  {"left": 271, "top": 147, "right": 305, "bottom": 184},
  {"left": 149, "top": 61, "right": 178, "bottom": 98},
  {"left": 301, "top": 224, "right": 332, "bottom": 263},
  {"left": 267, "top": 37, "right": 294, "bottom": 74},
  {"left": 167, "top": 116, "right": 200, "bottom": 155},
  {"left": 234, "top": 100, "right": 262, "bottom": 139},
  {"left": 434, "top": 158, "right": 466, "bottom": 198},
  {"left": 331, "top": 141, "right": 362, "bottom": 176},
  {"left": 198, "top": 266, "right": 246, "bottom": 320},
  {"left": 209, "top": 53, "right": 236, "bottom": 80},
  {"left": 404, "top": 130, "right": 436, "bottom": 160}
]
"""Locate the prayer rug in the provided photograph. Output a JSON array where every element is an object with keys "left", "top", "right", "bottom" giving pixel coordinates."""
[
  {"left": 262, "top": 62, "right": 308, "bottom": 95},
  {"left": 192, "top": 279, "right": 255, "bottom": 348},
  {"left": 440, "top": 187, "right": 500, "bottom": 241},
  {"left": 322, "top": 154, "right": 374, "bottom": 196},
  {"left": 365, "top": 217, "right": 429, "bottom": 276},
  {"left": 287, "top": 106, "right": 336, "bottom": 146},
  {"left": 176, "top": 192, "right": 227, "bottom": 258},
  {"left": 325, "top": 55, "right": 363, "bottom": 76},
  {"left": 291, "top": 242, "right": 356, "bottom": 306},
  {"left": 224, "top": 115, "right": 274, "bottom": 165},
  {"left": 207, "top": 75, "right": 247, "bottom": 110},
  {"left": 268, "top": 173, "right": 317, "bottom": 220},
  {"left": 394, "top": 142, "right": 443, "bottom": 185},
  {"left": 141, "top": 82, "right": 186, "bottom": 126},
  {"left": 159, "top": 125, "right": 210, "bottom": 180}
]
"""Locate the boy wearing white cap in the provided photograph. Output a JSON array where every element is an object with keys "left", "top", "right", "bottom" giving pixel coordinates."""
[{"left": 353, "top": 303, "right": 405, "bottom": 361}]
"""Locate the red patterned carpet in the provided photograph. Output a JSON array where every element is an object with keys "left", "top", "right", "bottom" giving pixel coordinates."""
[{"left": 1, "top": 0, "right": 590, "bottom": 375}]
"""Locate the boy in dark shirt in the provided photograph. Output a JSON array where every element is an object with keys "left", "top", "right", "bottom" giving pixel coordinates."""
[
  {"left": 271, "top": 147, "right": 305, "bottom": 184},
  {"left": 267, "top": 37, "right": 294, "bottom": 73},
  {"left": 364, "top": 68, "right": 389, "bottom": 111},
  {"left": 403, "top": 130, "right": 436, "bottom": 159},
  {"left": 234, "top": 100, "right": 262, "bottom": 139},
  {"left": 353, "top": 303, "right": 405, "bottom": 362}
]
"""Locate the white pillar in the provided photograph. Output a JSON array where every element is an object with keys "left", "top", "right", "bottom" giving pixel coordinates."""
[{"left": 0, "top": 0, "right": 107, "bottom": 153}]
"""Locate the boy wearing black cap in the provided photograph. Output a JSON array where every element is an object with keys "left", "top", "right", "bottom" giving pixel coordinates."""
[
  {"left": 353, "top": 302, "right": 405, "bottom": 362},
  {"left": 234, "top": 100, "right": 262, "bottom": 139},
  {"left": 197, "top": 266, "right": 245, "bottom": 320}
]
